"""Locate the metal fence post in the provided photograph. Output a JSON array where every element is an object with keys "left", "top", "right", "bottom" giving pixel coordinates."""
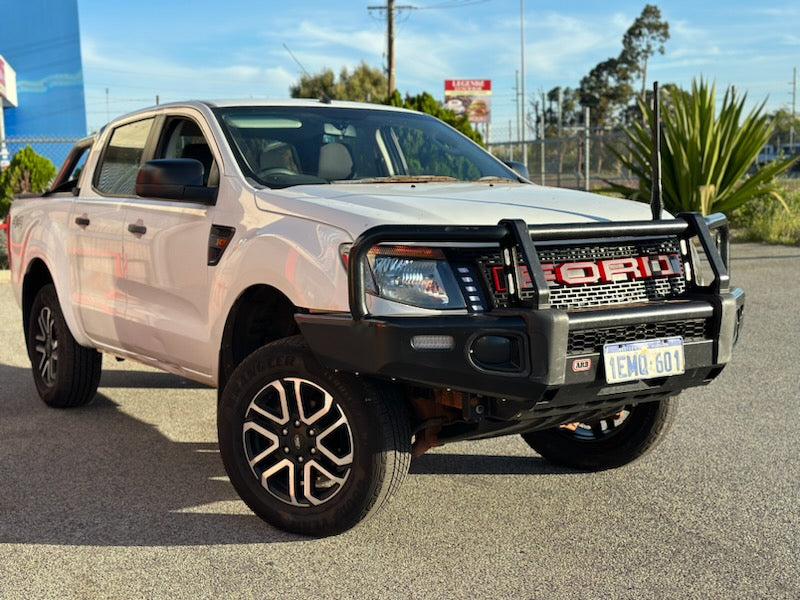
[
  {"left": 540, "top": 114, "right": 545, "bottom": 185},
  {"left": 584, "top": 107, "right": 590, "bottom": 191}
]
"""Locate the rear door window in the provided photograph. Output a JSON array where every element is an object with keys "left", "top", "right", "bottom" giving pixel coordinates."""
[{"left": 94, "top": 118, "right": 155, "bottom": 196}]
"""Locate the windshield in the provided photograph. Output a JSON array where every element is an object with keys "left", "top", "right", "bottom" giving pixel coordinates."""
[{"left": 213, "top": 105, "right": 520, "bottom": 188}]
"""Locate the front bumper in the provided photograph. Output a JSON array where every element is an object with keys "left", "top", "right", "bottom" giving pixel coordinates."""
[
  {"left": 296, "top": 289, "right": 744, "bottom": 405},
  {"left": 296, "top": 213, "right": 745, "bottom": 416}
]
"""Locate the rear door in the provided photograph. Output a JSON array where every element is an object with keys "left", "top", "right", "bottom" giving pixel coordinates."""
[{"left": 69, "top": 117, "right": 156, "bottom": 349}]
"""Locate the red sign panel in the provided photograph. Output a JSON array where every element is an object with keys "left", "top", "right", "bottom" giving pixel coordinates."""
[{"left": 445, "top": 79, "right": 492, "bottom": 92}]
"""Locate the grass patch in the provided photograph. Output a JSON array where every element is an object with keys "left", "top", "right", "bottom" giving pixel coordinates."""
[{"left": 730, "top": 180, "right": 800, "bottom": 245}]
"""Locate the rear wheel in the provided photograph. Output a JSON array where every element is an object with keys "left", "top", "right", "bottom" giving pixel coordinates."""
[
  {"left": 217, "top": 336, "right": 411, "bottom": 537},
  {"left": 521, "top": 398, "right": 677, "bottom": 471},
  {"left": 27, "top": 284, "right": 102, "bottom": 408}
]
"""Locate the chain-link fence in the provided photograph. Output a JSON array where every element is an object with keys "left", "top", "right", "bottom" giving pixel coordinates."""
[
  {"left": 2, "top": 137, "right": 81, "bottom": 172},
  {"left": 488, "top": 130, "right": 638, "bottom": 191}
]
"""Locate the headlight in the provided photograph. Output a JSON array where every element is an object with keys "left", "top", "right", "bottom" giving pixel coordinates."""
[{"left": 362, "top": 245, "right": 465, "bottom": 309}]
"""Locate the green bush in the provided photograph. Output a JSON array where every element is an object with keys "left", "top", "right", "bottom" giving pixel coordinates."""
[
  {"left": 1, "top": 146, "right": 56, "bottom": 269},
  {"left": 731, "top": 182, "right": 800, "bottom": 245},
  {"left": 0, "top": 145, "right": 57, "bottom": 217}
]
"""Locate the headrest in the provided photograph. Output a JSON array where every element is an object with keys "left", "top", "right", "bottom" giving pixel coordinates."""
[{"left": 318, "top": 143, "right": 353, "bottom": 180}]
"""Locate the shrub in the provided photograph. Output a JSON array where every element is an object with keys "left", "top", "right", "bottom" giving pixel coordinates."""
[
  {"left": 607, "top": 79, "right": 799, "bottom": 215},
  {"left": 0, "top": 146, "right": 57, "bottom": 269},
  {"left": 0, "top": 145, "right": 57, "bottom": 217},
  {"left": 731, "top": 182, "right": 800, "bottom": 245}
]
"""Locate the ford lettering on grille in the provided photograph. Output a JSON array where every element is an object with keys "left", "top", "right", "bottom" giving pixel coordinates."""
[{"left": 490, "top": 253, "right": 683, "bottom": 291}]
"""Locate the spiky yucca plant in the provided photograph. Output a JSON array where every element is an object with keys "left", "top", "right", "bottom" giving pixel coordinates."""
[{"left": 608, "top": 79, "right": 799, "bottom": 215}]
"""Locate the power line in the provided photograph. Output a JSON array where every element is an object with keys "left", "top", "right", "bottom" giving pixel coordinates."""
[{"left": 413, "top": 0, "right": 493, "bottom": 9}]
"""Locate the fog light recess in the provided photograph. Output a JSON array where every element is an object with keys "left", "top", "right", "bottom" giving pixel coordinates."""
[{"left": 469, "top": 334, "right": 524, "bottom": 373}]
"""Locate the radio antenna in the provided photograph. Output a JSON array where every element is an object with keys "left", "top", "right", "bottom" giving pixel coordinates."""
[
  {"left": 650, "top": 80, "right": 663, "bottom": 220},
  {"left": 283, "top": 44, "right": 332, "bottom": 103}
]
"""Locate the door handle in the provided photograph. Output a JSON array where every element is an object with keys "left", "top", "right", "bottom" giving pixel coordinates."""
[
  {"left": 75, "top": 216, "right": 90, "bottom": 227},
  {"left": 128, "top": 223, "right": 147, "bottom": 235}
]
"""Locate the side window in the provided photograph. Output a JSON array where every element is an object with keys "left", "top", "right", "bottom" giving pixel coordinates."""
[
  {"left": 95, "top": 118, "right": 154, "bottom": 196},
  {"left": 47, "top": 140, "right": 92, "bottom": 195},
  {"left": 158, "top": 118, "right": 218, "bottom": 187}
]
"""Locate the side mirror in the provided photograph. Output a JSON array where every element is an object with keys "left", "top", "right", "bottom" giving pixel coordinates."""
[
  {"left": 503, "top": 160, "right": 530, "bottom": 180},
  {"left": 135, "top": 159, "right": 217, "bottom": 204}
]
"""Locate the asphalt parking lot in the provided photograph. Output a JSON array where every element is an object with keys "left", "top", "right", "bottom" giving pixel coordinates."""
[{"left": 0, "top": 242, "right": 798, "bottom": 599}]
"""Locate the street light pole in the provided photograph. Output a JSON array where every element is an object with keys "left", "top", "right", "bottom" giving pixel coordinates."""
[
  {"left": 520, "top": 0, "right": 527, "bottom": 167},
  {"left": 791, "top": 66, "right": 797, "bottom": 149}
]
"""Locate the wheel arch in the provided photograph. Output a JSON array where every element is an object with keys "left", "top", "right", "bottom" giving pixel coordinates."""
[{"left": 218, "top": 284, "right": 300, "bottom": 396}]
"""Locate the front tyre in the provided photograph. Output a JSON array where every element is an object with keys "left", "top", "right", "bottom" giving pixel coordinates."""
[
  {"left": 217, "top": 336, "right": 411, "bottom": 537},
  {"left": 521, "top": 398, "right": 677, "bottom": 471},
  {"left": 27, "top": 284, "right": 102, "bottom": 408}
]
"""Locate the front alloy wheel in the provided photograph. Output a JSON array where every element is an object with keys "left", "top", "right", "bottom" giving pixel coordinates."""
[
  {"left": 243, "top": 377, "right": 354, "bottom": 507},
  {"left": 218, "top": 336, "right": 411, "bottom": 537}
]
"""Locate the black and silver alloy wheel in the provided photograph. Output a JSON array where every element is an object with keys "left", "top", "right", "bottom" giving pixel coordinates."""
[
  {"left": 243, "top": 377, "right": 354, "bottom": 507},
  {"left": 218, "top": 336, "right": 411, "bottom": 537},
  {"left": 521, "top": 398, "right": 677, "bottom": 471},
  {"left": 33, "top": 305, "right": 59, "bottom": 387},
  {"left": 27, "top": 284, "right": 102, "bottom": 408}
]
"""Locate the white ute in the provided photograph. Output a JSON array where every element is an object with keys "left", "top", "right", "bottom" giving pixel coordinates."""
[{"left": 8, "top": 100, "right": 744, "bottom": 536}]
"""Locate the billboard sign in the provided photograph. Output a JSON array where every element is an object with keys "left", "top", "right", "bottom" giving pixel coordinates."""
[{"left": 444, "top": 79, "right": 491, "bottom": 123}]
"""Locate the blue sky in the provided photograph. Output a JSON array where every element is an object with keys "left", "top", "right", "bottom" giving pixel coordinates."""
[{"left": 77, "top": 0, "right": 799, "bottom": 138}]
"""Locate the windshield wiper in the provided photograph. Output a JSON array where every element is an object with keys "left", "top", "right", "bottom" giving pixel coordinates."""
[
  {"left": 477, "top": 176, "right": 519, "bottom": 183},
  {"left": 339, "top": 175, "right": 459, "bottom": 184}
]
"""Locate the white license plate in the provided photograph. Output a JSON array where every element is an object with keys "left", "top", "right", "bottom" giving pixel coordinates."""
[{"left": 603, "top": 337, "right": 685, "bottom": 384}]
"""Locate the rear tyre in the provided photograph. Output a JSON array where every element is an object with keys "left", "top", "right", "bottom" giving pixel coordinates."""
[
  {"left": 217, "top": 336, "right": 411, "bottom": 537},
  {"left": 521, "top": 398, "right": 677, "bottom": 471},
  {"left": 27, "top": 284, "right": 102, "bottom": 408}
]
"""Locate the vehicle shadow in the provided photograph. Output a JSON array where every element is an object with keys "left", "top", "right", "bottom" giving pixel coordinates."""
[
  {"left": 0, "top": 362, "right": 301, "bottom": 547},
  {"left": 1, "top": 360, "right": 570, "bottom": 547},
  {"left": 410, "top": 452, "right": 573, "bottom": 476},
  {"left": 98, "top": 368, "right": 208, "bottom": 389}
]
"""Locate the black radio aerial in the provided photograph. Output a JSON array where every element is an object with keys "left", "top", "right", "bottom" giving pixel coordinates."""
[
  {"left": 651, "top": 81, "right": 664, "bottom": 221},
  {"left": 283, "top": 43, "right": 332, "bottom": 104}
]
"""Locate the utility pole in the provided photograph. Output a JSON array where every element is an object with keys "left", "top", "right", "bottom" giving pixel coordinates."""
[
  {"left": 387, "top": 0, "right": 395, "bottom": 96},
  {"left": 368, "top": 1, "right": 415, "bottom": 98}
]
